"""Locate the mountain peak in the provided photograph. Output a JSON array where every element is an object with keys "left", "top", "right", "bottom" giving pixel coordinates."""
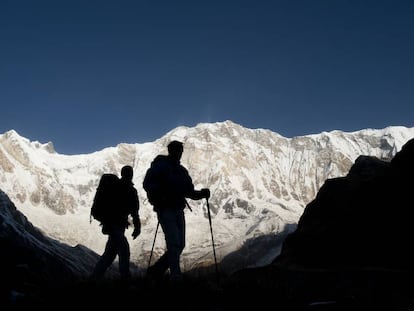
[{"left": 1, "top": 129, "right": 55, "bottom": 154}]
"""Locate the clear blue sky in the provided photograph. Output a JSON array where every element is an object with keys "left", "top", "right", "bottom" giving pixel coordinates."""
[{"left": 1, "top": 1, "right": 413, "bottom": 154}]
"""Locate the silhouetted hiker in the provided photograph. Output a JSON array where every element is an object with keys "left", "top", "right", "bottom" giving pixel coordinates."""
[
  {"left": 143, "top": 140, "right": 210, "bottom": 281},
  {"left": 91, "top": 165, "right": 141, "bottom": 279}
]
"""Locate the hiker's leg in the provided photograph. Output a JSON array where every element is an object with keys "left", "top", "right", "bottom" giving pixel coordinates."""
[
  {"left": 114, "top": 228, "right": 130, "bottom": 278},
  {"left": 159, "top": 209, "right": 183, "bottom": 277},
  {"left": 177, "top": 209, "right": 185, "bottom": 255},
  {"left": 147, "top": 212, "right": 170, "bottom": 277},
  {"left": 173, "top": 209, "right": 185, "bottom": 280},
  {"left": 149, "top": 251, "right": 169, "bottom": 274},
  {"left": 91, "top": 233, "right": 118, "bottom": 279}
]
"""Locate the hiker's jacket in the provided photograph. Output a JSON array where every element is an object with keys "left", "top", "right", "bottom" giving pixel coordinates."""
[
  {"left": 103, "top": 179, "right": 139, "bottom": 230},
  {"left": 143, "top": 155, "right": 204, "bottom": 210}
]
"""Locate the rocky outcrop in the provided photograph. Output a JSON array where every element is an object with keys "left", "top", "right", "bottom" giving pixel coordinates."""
[
  {"left": 228, "top": 138, "right": 414, "bottom": 309},
  {"left": 0, "top": 190, "right": 105, "bottom": 305},
  {"left": 273, "top": 138, "right": 414, "bottom": 271}
]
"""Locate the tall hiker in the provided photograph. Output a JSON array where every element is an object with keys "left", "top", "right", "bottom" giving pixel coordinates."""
[
  {"left": 91, "top": 165, "right": 141, "bottom": 279},
  {"left": 143, "top": 140, "right": 210, "bottom": 281}
]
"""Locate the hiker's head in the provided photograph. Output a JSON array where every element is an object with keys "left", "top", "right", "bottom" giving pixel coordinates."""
[
  {"left": 167, "top": 140, "right": 184, "bottom": 162},
  {"left": 121, "top": 165, "right": 133, "bottom": 181}
]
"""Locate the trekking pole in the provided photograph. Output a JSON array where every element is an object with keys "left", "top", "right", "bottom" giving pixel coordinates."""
[
  {"left": 206, "top": 198, "right": 219, "bottom": 282},
  {"left": 148, "top": 221, "right": 160, "bottom": 270}
]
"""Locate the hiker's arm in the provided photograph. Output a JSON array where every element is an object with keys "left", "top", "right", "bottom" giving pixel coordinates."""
[
  {"left": 182, "top": 168, "right": 210, "bottom": 200},
  {"left": 131, "top": 216, "right": 141, "bottom": 239},
  {"left": 132, "top": 212, "right": 140, "bottom": 227},
  {"left": 187, "top": 188, "right": 210, "bottom": 200},
  {"left": 131, "top": 190, "right": 141, "bottom": 239}
]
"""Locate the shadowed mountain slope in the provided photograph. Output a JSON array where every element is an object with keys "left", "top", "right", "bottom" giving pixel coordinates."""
[{"left": 230, "top": 138, "right": 414, "bottom": 309}]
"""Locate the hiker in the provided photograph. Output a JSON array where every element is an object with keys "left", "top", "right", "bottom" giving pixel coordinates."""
[
  {"left": 91, "top": 165, "right": 141, "bottom": 279},
  {"left": 143, "top": 140, "right": 210, "bottom": 281}
]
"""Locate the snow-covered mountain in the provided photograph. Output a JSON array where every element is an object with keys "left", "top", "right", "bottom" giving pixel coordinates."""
[{"left": 1, "top": 120, "right": 413, "bottom": 275}]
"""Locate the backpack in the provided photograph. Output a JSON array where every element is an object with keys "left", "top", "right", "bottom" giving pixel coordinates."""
[
  {"left": 142, "top": 155, "right": 193, "bottom": 210},
  {"left": 90, "top": 173, "right": 120, "bottom": 224},
  {"left": 142, "top": 155, "right": 170, "bottom": 205}
]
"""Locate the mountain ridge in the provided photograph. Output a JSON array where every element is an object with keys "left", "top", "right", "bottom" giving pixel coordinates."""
[{"left": 1, "top": 120, "right": 413, "bottom": 275}]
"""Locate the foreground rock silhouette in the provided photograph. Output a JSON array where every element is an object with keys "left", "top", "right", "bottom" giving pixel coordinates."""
[{"left": 231, "top": 137, "right": 414, "bottom": 310}]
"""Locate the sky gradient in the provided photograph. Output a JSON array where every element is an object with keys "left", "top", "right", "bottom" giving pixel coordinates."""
[{"left": 1, "top": 0, "right": 413, "bottom": 154}]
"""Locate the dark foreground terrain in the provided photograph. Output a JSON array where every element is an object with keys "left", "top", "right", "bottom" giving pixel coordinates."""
[{"left": 4, "top": 266, "right": 414, "bottom": 311}]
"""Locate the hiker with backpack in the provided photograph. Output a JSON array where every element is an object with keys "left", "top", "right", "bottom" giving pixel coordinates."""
[
  {"left": 90, "top": 165, "right": 141, "bottom": 280},
  {"left": 143, "top": 140, "right": 210, "bottom": 282}
]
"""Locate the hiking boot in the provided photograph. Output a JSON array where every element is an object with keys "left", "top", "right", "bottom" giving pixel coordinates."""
[
  {"left": 169, "top": 273, "right": 183, "bottom": 283},
  {"left": 146, "top": 265, "right": 165, "bottom": 280},
  {"left": 120, "top": 272, "right": 131, "bottom": 281}
]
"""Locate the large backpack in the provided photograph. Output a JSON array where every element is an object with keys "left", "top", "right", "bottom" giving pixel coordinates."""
[
  {"left": 143, "top": 155, "right": 193, "bottom": 209},
  {"left": 142, "top": 155, "right": 169, "bottom": 206},
  {"left": 90, "top": 173, "right": 120, "bottom": 224}
]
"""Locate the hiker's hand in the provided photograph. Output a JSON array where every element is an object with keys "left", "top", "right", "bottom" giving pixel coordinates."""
[
  {"left": 132, "top": 220, "right": 141, "bottom": 239},
  {"left": 201, "top": 188, "right": 210, "bottom": 199},
  {"left": 132, "top": 227, "right": 140, "bottom": 239}
]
